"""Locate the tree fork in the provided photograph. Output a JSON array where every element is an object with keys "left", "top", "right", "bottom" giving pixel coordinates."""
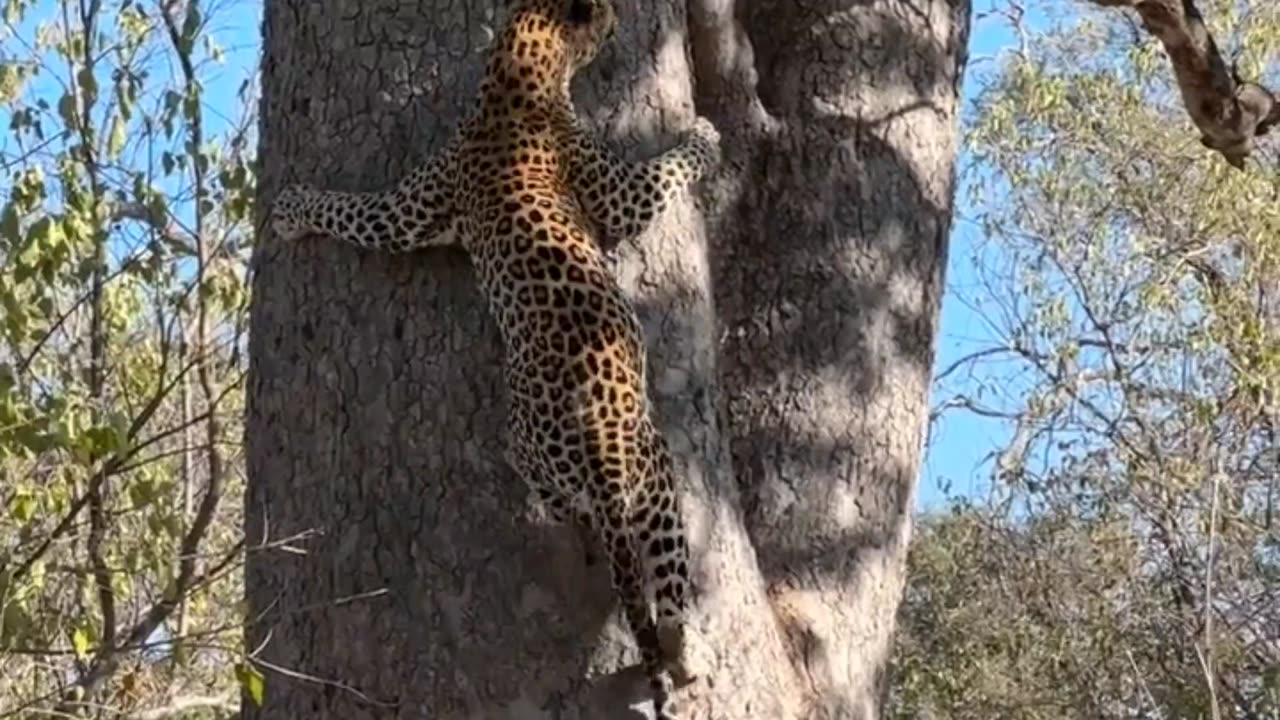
[{"left": 246, "top": 1, "right": 968, "bottom": 717}]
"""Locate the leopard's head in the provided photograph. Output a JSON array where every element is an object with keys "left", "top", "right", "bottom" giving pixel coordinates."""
[
  {"left": 497, "top": 0, "right": 617, "bottom": 84},
  {"left": 558, "top": 0, "right": 616, "bottom": 72}
]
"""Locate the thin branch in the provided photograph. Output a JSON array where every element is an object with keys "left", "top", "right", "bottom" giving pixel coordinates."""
[
  {"left": 933, "top": 345, "right": 1026, "bottom": 384},
  {"left": 1198, "top": 470, "right": 1222, "bottom": 720},
  {"left": 249, "top": 653, "right": 397, "bottom": 708},
  {"left": 55, "top": 0, "right": 116, "bottom": 663},
  {"left": 1125, "top": 647, "right": 1166, "bottom": 720},
  {"left": 113, "top": 201, "right": 195, "bottom": 254},
  {"left": 124, "top": 695, "right": 237, "bottom": 720},
  {"left": 52, "top": 2, "right": 231, "bottom": 709}
]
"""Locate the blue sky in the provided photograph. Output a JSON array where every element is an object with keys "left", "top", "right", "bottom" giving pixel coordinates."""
[
  {"left": 1, "top": 0, "right": 1059, "bottom": 513},
  {"left": 919, "top": 0, "right": 1044, "bottom": 508}
]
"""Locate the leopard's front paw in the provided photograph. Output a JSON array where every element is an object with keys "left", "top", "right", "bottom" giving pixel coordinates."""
[
  {"left": 690, "top": 116, "right": 720, "bottom": 143},
  {"left": 689, "top": 116, "right": 722, "bottom": 157},
  {"left": 270, "top": 184, "right": 317, "bottom": 241}
]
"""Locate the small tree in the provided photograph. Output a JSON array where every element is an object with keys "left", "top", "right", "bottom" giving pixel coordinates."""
[
  {"left": 0, "top": 0, "right": 254, "bottom": 714},
  {"left": 896, "top": 1, "right": 1279, "bottom": 717}
]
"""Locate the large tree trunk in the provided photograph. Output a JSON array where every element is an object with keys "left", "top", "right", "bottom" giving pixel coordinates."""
[{"left": 245, "top": 1, "right": 969, "bottom": 718}]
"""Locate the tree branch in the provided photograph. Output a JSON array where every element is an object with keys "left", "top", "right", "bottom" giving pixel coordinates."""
[
  {"left": 1086, "top": 0, "right": 1279, "bottom": 169},
  {"left": 52, "top": 2, "right": 230, "bottom": 712},
  {"left": 123, "top": 694, "right": 237, "bottom": 720},
  {"left": 8, "top": 322, "right": 184, "bottom": 586},
  {"left": 113, "top": 201, "right": 196, "bottom": 255}
]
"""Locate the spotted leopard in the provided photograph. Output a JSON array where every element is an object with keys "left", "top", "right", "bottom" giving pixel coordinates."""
[{"left": 269, "top": 0, "right": 720, "bottom": 716}]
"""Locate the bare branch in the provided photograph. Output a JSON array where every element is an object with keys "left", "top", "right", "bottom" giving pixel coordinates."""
[
  {"left": 123, "top": 695, "right": 237, "bottom": 720},
  {"left": 112, "top": 201, "right": 195, "bottom": 255},
  {"left": 51, "top": 2, "right": 232, "bottom": 711},
  {"left": 933, "top": 345, "right": 1028, "bottom": 384},
  {"left": 1198, "top": 470, "right": 1222, "bottom": 720}
]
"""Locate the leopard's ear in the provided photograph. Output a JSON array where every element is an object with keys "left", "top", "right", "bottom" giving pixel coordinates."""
[{"left": 567, "top": 0, "right": 594, "bottom": 25}]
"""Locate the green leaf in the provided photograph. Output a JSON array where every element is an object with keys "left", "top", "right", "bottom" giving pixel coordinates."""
[
  {"left": 183, "top": 87, "right": 201, "bottom": 125},
  {"left": 7, "top": 491, "right": 36, "bottom": 523},
  {"left": 128, "top": 477, "right": 156, "bottom": 509},
  {"left": 146, "top": 512, "right": 165, "bottom": 537},
  {"left": 56, "top": 92, "right": 77, "bottom": 129},
  {"left": 1, "top": 601, "right": 32, "bottom": 642},
  {"left": 161, "top": 90, "right": 181, "bottom": 135},
  {"left": 2, "top": 0, "right": 25, "bottom": 26},
  {"left": 114, "top": 75, "right": 134, "bottom": 122},
  {"left": 71, "top": 627, "right": 90, "bottom": 659},
  {"left": 107, "top": 115, "right": 126, "bottom": 159},
  {"left": 145, "top": 511, "right": 184, "bottom": 539},
  {"left": 163, "top": 513, "right": 183, "bottom": 538},
  {"left": 181, "top": 5, "right": 203, "bottom": 45},
  {"left": 13, "top": 425, "right": 54, "bottom": 454},
  {"left": 1262, "top": 663, "right": 1280, "bottom": 696},
  {"left": 235, "top": 661, "right": 265, "bottom": 707},
  {"left": 0, "top": 205, "right": 19, "bottom": 244},
  {"left": 0, "top": 62, "right": 25, "bottom": 103},
  {"left": 76, "top": 68, "right": 98, "bottom": 108},
  {"left": 24, "top": 215, "right": 51, "bottom": 247},
  {"left": 82, "top": 426, "right": 122, "bottom": 457},
  {"left": 147, "top": 193, "right": 169, "bottom": 228}
]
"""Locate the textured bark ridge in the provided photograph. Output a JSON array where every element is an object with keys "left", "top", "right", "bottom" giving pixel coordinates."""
[
  {"left": 246, "top": 1, "right": 968, "bottom": 718},
  {"left": 1091, "top": 0, "right": 1279, "bottom": 169}
]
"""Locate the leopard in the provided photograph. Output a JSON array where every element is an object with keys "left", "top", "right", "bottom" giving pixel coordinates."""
[{"left": 268, "top": 0, "right": 721, "bottom": 717}]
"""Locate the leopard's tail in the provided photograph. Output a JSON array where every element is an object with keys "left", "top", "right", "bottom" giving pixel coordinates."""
[
  {"left": 588, "top": 451, "right": 681, "bottom": 719},
  {"left": 619, "top": 588, "right": 678, "bottom": 720},
  {"left": 591, "top": 496, "right": 679, "bottom": 718}
]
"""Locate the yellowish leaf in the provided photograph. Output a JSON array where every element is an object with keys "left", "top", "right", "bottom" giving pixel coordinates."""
[
  {"left": 235, "top": 661, "right": 265, "bottom": 707},
  {"left": 71, "top": 627, "right": 90, "bottom": 660}
]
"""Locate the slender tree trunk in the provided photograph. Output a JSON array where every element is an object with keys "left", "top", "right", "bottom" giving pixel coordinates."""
[{"left": 246, "top": 1, "right": 969, "bottom": 718}]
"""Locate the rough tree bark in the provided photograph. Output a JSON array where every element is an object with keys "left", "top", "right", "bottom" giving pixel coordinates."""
[{"left": 246, "top": 1, "right": 969, "bottom": 719}]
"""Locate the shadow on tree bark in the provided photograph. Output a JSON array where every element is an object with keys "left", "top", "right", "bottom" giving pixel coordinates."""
[{"left": 246, "top": 0, "right": 969, "bottom": 718}]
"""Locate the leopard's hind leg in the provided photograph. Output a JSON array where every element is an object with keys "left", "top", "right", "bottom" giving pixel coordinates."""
[
  {"left": 630, "top": 418, "right": 691, "bottom": 683},
  {"left": 504, "top": 441, "right": 597, "bottom": 566}
]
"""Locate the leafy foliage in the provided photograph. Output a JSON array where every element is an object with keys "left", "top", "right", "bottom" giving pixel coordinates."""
[
  {"left": 0, "top": 0, "right": 255, "bottom": 714},
  {"left": 896, "top": 1, "right": 1279, "bottom": 718},
  {"left": 3, "top": 0, "right": 1274, "bottom": 716}
]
